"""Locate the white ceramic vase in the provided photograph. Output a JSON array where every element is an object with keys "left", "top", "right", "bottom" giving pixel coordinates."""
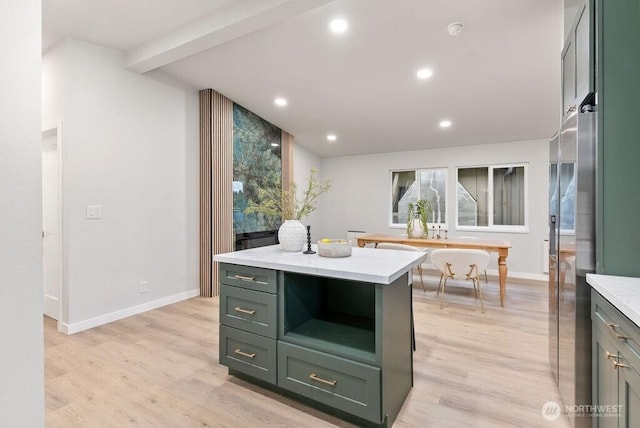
[
  {"left": 278, "top": 219, "right": 307, "bottom": 251},
  {"left": 409, "top": 218, "right": 425, "bottom": 238}
]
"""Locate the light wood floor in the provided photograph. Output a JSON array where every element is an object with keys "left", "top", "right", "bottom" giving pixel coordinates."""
[{"left": 45, "top": 274, "right": 572, "bottom": 427}]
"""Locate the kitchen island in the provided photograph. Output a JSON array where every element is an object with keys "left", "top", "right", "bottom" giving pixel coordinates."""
[{"left": 214, "top": 244, "right": 427, "bottom": 427}]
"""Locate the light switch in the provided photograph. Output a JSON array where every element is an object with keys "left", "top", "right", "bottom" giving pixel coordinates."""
[{"left": 86, "top": 205, "right": 102, "bottom": 219}]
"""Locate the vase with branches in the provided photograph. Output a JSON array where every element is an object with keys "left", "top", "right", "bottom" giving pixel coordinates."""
[
  {"left": 244, "top": 167, "right": 332, "bottom": 251},
  {"left": 406, "top": 199, "right": 432, "bottom": 238}
]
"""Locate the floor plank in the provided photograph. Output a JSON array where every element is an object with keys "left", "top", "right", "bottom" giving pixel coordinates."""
[{"left": 45, "top": 275, "right": 572, "bottom": 427}]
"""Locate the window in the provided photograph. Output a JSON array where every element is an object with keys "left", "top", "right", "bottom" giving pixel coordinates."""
[
  {"left": 390, "top": 168, "right": 447, "bottom": 226},
  {"left": 456, "top": 164, "right": 527, "bottom": 231},
  {"left": 549, "top": 162, "right": 576, "bottom": 232}
]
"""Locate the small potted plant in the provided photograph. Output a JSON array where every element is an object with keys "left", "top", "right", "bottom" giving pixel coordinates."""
[
  {"left": 244, "top": 167, "right": 332, "bottom": 251},
  {"left": 406, "top": 199, "right": 432, "bottom": 238}
]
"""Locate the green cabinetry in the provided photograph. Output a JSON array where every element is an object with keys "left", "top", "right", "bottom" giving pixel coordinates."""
[
  {"left": 218, "top": 264, "right": 278, "bottom": 385},
  {"left": 278, "top": 341, "right": 381, "bottom": 422},
  {"left": 591, "top": 290, "right": 640, "bottom": 426},
  {"left": 595, "top": 0, "right": 640, "bottom": 276},
  {"left": 562, "top": 0, "right": 594, "bottom": 117},
  {"left": 218, "top": 262, "right": 413, "bottom": 427}
]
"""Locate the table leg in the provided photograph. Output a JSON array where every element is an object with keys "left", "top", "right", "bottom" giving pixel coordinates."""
[{"left": 498, "top": 254, "right": 507, "bottom": 306}]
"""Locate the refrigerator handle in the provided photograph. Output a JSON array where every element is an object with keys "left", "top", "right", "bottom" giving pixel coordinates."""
[{"left": 549, "top": 215, "right": 556, "bottom": 258}]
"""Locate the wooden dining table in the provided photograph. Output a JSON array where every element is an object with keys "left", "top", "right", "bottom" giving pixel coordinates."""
[{"left": 356, "top": 233, "right": 512, "bottom": 306}]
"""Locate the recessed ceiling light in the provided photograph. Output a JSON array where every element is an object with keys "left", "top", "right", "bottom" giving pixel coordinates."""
[
  {"left": 271, "top": 143, "right": 280, "bottom": 147},
  {"left": 447, "top": 22, "right": 465, "bottom": 36},
  {"left": 329, "top": 19, "right": 348, "bottom": 34},
  {"left": 416, "top": 68, "right": 433, "bottom": 80},
  {"left": 439, "top": 120, "right": 452, "bottom": 128},
  {"left": 326, "top": 134, "right": 337, "bottom": 142},
  {"left": 274, "top": 97, "right": 287, "bottom": 106}
]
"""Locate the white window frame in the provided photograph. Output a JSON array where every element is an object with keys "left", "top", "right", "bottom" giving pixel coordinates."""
[
  {"left": 389, "top": 168, "right": 448, "bottom": 229},
  {"left": 455, "top": 163, "right": 529, "bottom": 233}
]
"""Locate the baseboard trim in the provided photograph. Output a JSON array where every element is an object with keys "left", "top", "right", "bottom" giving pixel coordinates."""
[
  {"left": 60, "top": 289, "right": 200, "bottom": 335},
  {"left": 499, "top": 271, "right": 547, "bottom": 283}
]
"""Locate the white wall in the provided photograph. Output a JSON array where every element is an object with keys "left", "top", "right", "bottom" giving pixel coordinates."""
[
  {"left": 42, "top": 39, "right": 199, "bottom": 332},
  {"left": 321, "top": 139, "right": 550, "bottom": 279},
  {"left": 293, "top": 143, "right": 325, "bottom": 242},
  {"left": 0, "top": 0, "right": 45, "bottom": 424}
]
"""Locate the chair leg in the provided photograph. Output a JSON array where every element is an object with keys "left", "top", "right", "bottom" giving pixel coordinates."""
[
  {"left": 484, "top": 269, "right": 488, "bottom": 284},
  {"left": 439, "top": 277, "right": 447, "bottom": 309},
  {"left": 466, "top": 264, "right": 480, "bottom": 298},
  {"left": 417, "top": 265, "right": 425, "bottom": 292},
  {"left": 436, "top": 273, "right": 443, "bottom": 295},
  {"left": 476, "top": 277, "right": 485, "bottom": 313}
]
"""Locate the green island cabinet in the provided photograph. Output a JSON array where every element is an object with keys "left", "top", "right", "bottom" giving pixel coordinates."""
[
  {"left": 589, "top": 275, "right": 640, "bottom": 427},
  {"left": 214, "top": 245, "right": 427, "bottom": 427}
]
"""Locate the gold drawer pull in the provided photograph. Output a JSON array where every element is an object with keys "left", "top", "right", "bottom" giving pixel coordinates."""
[
  {"left": 309, "top": 373, "right": 337, "bottom": 387},
  {"left": 234, "top": 349, "right": 256, "bottom": 359},
  {"left": 607, "top": 323, "right": 629, "bottom": 340},
  {"left": 233, "top": 274, "right": 255, "bottom": 282},
  {"left": 613, "top": 361, "right": 628, "bottom": 369},
  {"left": 605, "top": 351, "right": 618, "bottom": 360},
  {"left": 234, "top": 307, "right": 256, "bottom": 315}
]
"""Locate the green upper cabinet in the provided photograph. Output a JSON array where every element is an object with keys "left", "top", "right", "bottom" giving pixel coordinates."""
[
  {"left": 562, "top": 0, "right": 594, "bottom": 117},
  {"left": 574, "top": 1, "right": 594, "bottom": 104},
  {"left": 596, "top": 0, "right": 640, "bottom": 276},
  {"left": 562, "top": 36, "right": 577, "bottom": 115}
]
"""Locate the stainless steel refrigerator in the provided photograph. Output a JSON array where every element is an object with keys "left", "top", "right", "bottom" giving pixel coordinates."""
[{"left": 548, "top": 104, "right": 595, "bottom": 428}]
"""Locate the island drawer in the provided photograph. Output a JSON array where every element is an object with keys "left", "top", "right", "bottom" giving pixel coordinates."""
[
  {"left": 277, "top": 341, "right": 381, "bottom": 423},
  {"left": 220, "top": 284, "right": 277, "bottom": 339},
  {"left": 219, "top": 263, "right": 278, "bottom": 294},
  {"left": 219, "top": 325, "right": 277, "bottom": 385},
  {"left": 592, "top": 290, "right": 640, "bottom": 371}
]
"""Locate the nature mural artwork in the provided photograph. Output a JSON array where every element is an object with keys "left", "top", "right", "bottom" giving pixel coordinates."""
[{"left": 232, "top": 103, "right": 282, "bottom": 234}]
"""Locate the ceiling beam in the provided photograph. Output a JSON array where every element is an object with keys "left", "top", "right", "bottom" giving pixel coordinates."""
[{"left": 126, "top": 0, "right": 334, "bottom": 73}]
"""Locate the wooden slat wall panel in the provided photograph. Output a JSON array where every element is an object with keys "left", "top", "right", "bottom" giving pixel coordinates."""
[
  {"left": 281, "top": 130, "right": 294, "bottom": 191},
  {"left": 199, "top": 89, "right": 233, "bottom": 297},
  {"left": 211, "top": 91, "right": 234, "bottom": 297},
  {"left": 199, "top": 90, "right": 212, "bottom": 297},
  {"left": 201, "top": 91, "right": 286, "bottom": 297}
]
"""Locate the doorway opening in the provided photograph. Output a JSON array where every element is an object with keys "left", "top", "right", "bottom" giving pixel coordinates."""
[{"left": 42, "top": 124, "right": 63, "bottom": 330}]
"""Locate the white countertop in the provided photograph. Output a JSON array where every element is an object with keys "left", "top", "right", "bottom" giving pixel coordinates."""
[
  {"left": 587, "top": 273, "right": 640, "bottom": 327},
  {"left": 213, "top": 244, "right": 428, "bottom": 284}
]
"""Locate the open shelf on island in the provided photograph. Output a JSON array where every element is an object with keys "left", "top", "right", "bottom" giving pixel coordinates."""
[{"left": 280, "top": 272, "right": 377, "bottom": 364}]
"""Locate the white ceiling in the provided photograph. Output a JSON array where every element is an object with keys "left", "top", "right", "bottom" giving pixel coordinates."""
[{"left": 42, "top": 0, "right": 563, "bottom": 158}]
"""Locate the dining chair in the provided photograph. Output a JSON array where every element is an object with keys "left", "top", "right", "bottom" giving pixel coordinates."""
[
  {"left": 455, "top": 236, "right": 489, "bottom": 283},
  {"left": 346, "top": 230, "right": 369, "bottom": 247},
  {"left": 376, "top": 243, "right": 428, "bottom": 291},
  {"left": 430, "top": 248, "right": 491, "bottom": 312}
]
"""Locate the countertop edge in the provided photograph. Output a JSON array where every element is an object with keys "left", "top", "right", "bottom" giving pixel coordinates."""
[
  {"left": 214, "top": 246, "right": 428, "bottom": 285},
  {"left": 214, "top": 256, "right": 396, "bottom": 284},
  {"left": 587, "top": 273, "right": 640, "bottom": 328}
]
